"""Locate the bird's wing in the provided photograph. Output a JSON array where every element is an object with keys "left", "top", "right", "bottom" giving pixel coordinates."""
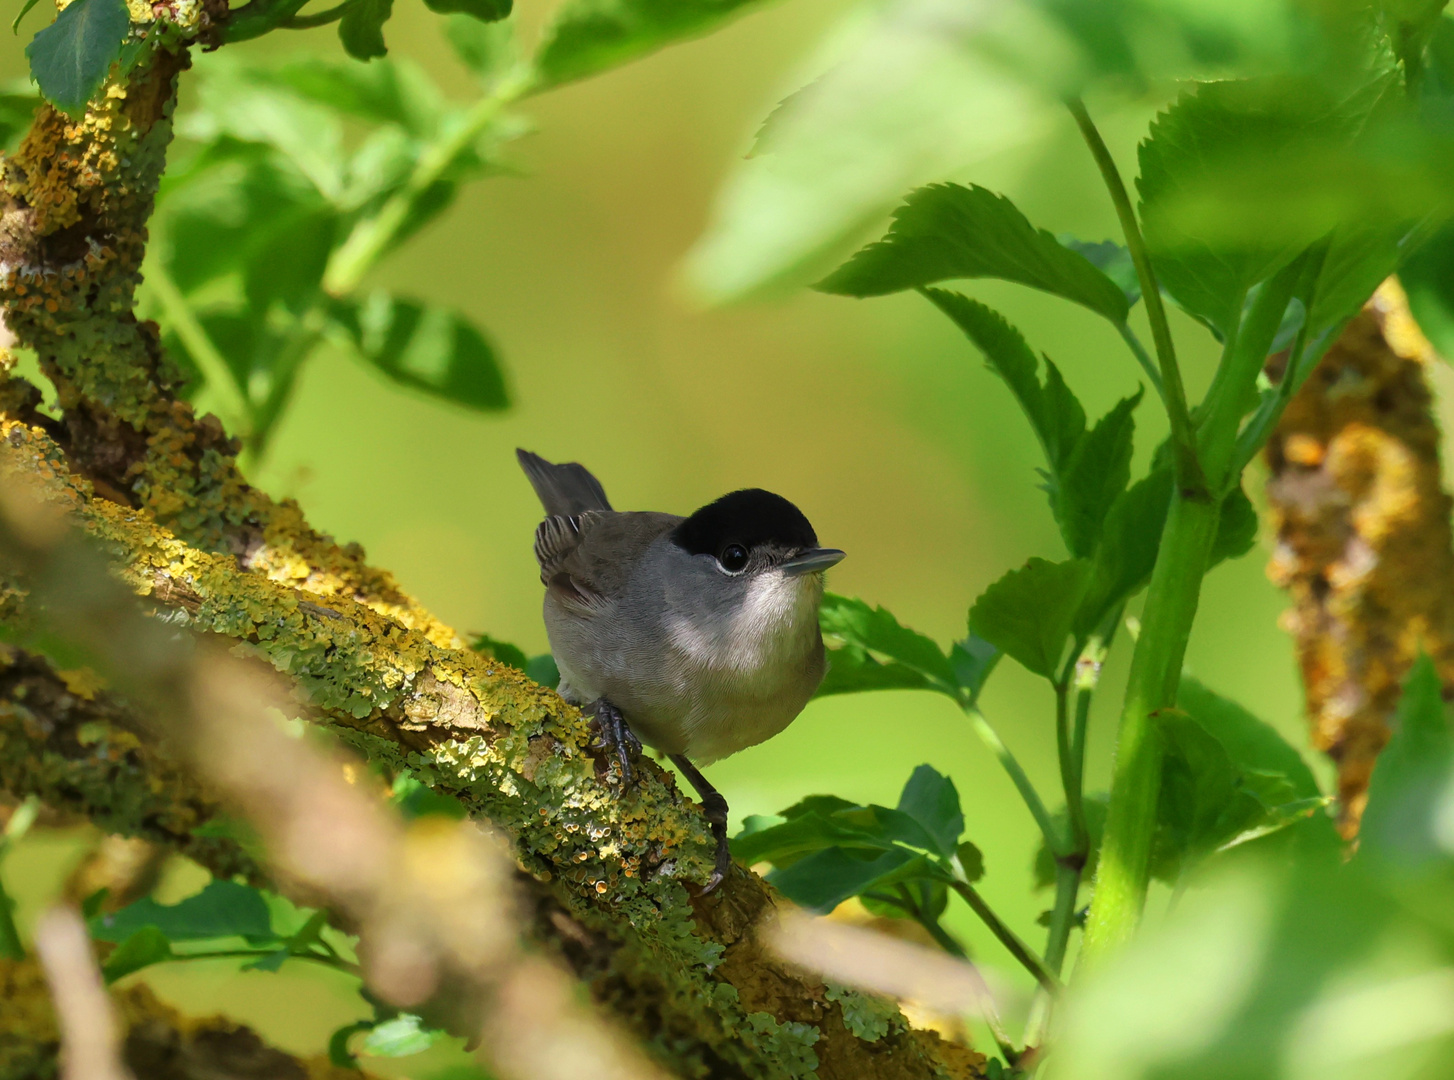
[{"left": 532, "top": 511, "right": 681, "bottom": 613}]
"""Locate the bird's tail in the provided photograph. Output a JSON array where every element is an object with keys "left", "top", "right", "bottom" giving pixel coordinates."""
[{"left": 516, "top": 449, "right": 613, "bottom": 516}]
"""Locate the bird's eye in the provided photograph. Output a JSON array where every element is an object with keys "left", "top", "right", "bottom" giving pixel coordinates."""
[{"left": 718, "top": 544, "right": 749, "bottom": 572}]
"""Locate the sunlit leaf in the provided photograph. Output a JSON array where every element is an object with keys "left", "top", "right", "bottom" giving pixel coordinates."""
[
  {"left": 362, "top": 1014, "right": 440, "bottom": 1057},
  {"left": 329, "top": 291, "right": 508, "bottom": 411},
  {"left": 534, "top": 0, "right": 766, "bottom": 89},
  {"left": 819, "top": 183, "right": 1129, "bottom": 322},
  {"left": 25, "top": 0, "right": 129, "bottom": 118},
  {"left": 816, "top": 594, "right": 957, "bottom": 697},
  {"left": 969, "top": 557, "right": 1093, "bottom": 679}
]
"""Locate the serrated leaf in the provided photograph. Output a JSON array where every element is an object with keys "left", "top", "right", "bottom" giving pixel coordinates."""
[
  {"left": 1361, "top": 654, "right": 1454, "bottom": 866},
  {"left": 896, "top": 765, "right": 963, "bottom": 857},
  {"left": 1061, "top": 237, "right": 1141, "bottom": 307},
  {"left": 535, "top": 0, "right": 764, "bottom": 89},
  {"left": 339, "top": 0, "right": 393, "bottom": 60},
  {"left": 818, "top": 183, "right": 1129, "bottom": 322},
  {"left": 362, "top": 1014, "right": 440, "bottom": 1057},
  {"left": 1074, "top": 469, "right": 1172, "bottom": 637},
  {"left": 329, "top": 291, "right": 508, "bottom": 411},
  {"left": 921, "top": 289, "right": 1085, "bottom": 480},
  {"left": 92, "top": 880, "right": 276, "bottom": 945},
  {"left": 25, "top": 0, "right": 129, "bottom": 118},
  {"left": 948, "top": 634, "right": 999, "bottom": 704},
  {"left": 1058, "top": 390, "right": 1142, "bottom": 558},
  {"left": 423, "top": 0, "right": 509, "bottom": 20},
  {"left": 1177, "top": 677, "right": 1323, "bottom": 802},
  {"left": 102, "top": 925, "right": 172, "bottom": 983},
  {"left": 969, "top": 558, "right": 1093, "bottom": 679},
  {"left": 816, "top": 593, "right": 957, "bottom": 696}
]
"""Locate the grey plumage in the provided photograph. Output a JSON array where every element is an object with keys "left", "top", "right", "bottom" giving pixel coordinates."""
[{"left": 517, "top": 448, "right": 613, "bottom": 516}]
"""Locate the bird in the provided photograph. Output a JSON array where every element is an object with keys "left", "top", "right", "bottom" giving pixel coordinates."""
[{"left": 516, "top": 449, "right": 845, "bottom": 892}]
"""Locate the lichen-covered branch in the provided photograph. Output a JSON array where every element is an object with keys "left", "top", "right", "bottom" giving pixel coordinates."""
[{"left": 1264, "top": 278, "right": 1454, "bottom": 837}]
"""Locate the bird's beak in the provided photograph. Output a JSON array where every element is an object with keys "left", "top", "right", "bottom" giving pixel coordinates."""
[{"left": 782, "top": 547, "right": 846, "bottom": 576}]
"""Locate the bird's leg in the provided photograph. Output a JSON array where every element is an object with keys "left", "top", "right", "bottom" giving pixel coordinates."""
[
  {"left": 590, "top": 698, "right": 642, "bottom": 788},
  {"left": 669, "top": 754, "right": 733, "bottom": 894}
]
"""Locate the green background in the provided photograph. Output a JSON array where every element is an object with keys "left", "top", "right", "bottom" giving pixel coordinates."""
[{"left": 11, "top": 0, "right": 1443, "bottom": 1070}]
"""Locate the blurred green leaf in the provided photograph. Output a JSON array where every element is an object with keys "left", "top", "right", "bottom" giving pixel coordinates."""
[
  {"left": 268, "top": 56, "right": 444, "bottom": 136},
  {"left": 362, "top": 1014, "right": 440, "bottom": 1057},
  {"left": 102, "top": 925, "right": 173, "bottom": 983},
  {"left": 1074, "top": 469, "right": 1172, "bottom": 636},
  {"left": 1177, "top": 676, "right": 1323, "bottom": 801},
  {"left": 1061, "top": 237, "right": 1141, "bottom": 307},
  {"left": 1059, "top": 390, "right": 1142, "bottom": 558},
  {"left": 339, "top": 0, "right": 394, "bottom": 59},
  {"left": 446, "top": 12, "right": 517, "bottom": 80},
  {"left": 896, "top": 765, "right": 964, "bottom": 857},
  {"left": 1209, "top": 484, "right": 1258, "bottom": 565},
  {"left": 815, "top": 594, "right": 957, "bottom": 698},
  {"left": 423, "top": 0, "right": 510, "bottom": 20},
  {"left": 93, "top": 881, "right": 277, "bottom": 946},
  {"left": 683, "top": 0, "right": 1059, "bottom": 304},
  {"left": 921, "top": 289, "right": 1085, "bottom": 483},
  {"left": 1401, "top": 221, "right": 1454, "bottom": 360},
  {"left": 770, "top": 847, "right": 948, "bottom": 913},
  {"left": 1361, "top": 654, "right": 1454, "bottom": 866},
  {"left": 391, "top": 773, "right": 467, "bottom": 820},
  {"left": 525, "top": 652, "right": 560, "bottom": 687},
  {"left": 534, "top": 0, "right": 766, "bottom": 90},
  {"left": 0, "top": 92, "right": 37, "bottom": 151},
  {"left": 969, "top": 557, "right": 1093, "bottom": 679},
  {"left": 730, "top": 808, "right": 892, "bottom": 867},
  {"left": 819, "top": 183, "right": 1130, "bottom": 322},
  {"left": 470, "top": 633, "right": 529, "bottom": 670},
  {"left": 245, "top": 207, "right": 338, "bottom": 316},
  {"left": 25, "top": 0, "right": 129, "bottom": 118},
  {"left": 948, "top": 634, "right": 1000, "bottom": 704},
  {"left": 956, "top": 839, "right": 985, "bottom": 883},
  {"left": 329, "top": 291, "right": 508, "bottom": 411}
]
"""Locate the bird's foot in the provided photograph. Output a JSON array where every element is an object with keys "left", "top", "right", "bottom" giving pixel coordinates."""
[
  {"left": 590, "top": 698, "right": 642, "bottom": 788},
  {"left": 670, "top": 754, "right": 733, "bottom": 895}
]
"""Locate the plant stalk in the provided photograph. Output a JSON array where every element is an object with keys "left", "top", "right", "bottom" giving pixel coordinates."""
[
  {"left": 963, "top": 703, "right": 1064, "bottom": 855},
  {"left": 1080, "top": 492, "right": 1220, "bottom": 964},
  {"left": 951, "top": 881, "right": 1062, "bottom": 995},
  {"left": 1068, "top": 97, "right": 1205, "bottom": 497},
  {"left": 147, "top": 255, "right": 252, "bottom": 438}
]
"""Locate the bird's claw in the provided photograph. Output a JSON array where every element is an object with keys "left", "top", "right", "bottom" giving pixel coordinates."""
[{"left": 590, "top": 698, "right": 641, "bottom": 788}]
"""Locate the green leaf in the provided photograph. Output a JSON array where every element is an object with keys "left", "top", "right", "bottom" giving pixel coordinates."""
[
  {"left": 329, "top": 291, "right": 508, "bottom": 411},
  {"left": 815, "top": 593, "right": 957, "bottom": 697},
  {"left": 329, "top": 1021, "right": 373, "bottom": 1069},
  {"left": 1400, "top": 221, "right": 1454, "bottom": 361},
  {"left": 92, "top": 880, "right": 276, "bottom": 945},
  {"left": 1074, "top": 469, "right": 1172, "bottom": 636},
  {"left": 390, "top": 773, "right": 467, "bottom": 821},
  {"left": 469, "top": 633, "right": 529, "bottom": 670},
  {"left": 362, "top": 1014, "right": 440, "bottom": 1057},
  {"left": 446, "top": 12, "right": 517, "bottom": 80},
  {"left": 969, "top": 557, "right": 1093, "bottom": 679},
  {"left": 423, "top": 0, "right": 509, "bottom": 21},
  {"left": 1136, "top": 82, "right": 1312, "bottom": 337},
  {"left": 769, "top": 847, "right": 947, "bottom": 914},
  {"left": 524, "top": 653, "right": 559, "bottom": 687},
  {"left": 1058, "top": 390, "right": 1142, "bottom": 558},
  {"left": 244, "top": 207, "right": 338, "bottom": 316},
  {"left": 895, "top": 766, "right": 963, "bottom": 857},
  {"left": 25, "top": 0, "right": 129, "bottom": 118},
  {"left": 948, "top": 634, "right": 999, "bottom": 704},
  {"left": 1209, "top": 484, "right": 1258, "bottom": 566},
  {"left": 0, "top": 92, "right": 39, "bottom": 152},
  {"left": 920, "top": 289, "right": 1085, "bottom": 478},
  {"left": 102, "top": 925, "right": 173, "bottom": 983},
  {"left": 339, "top": 0, "right": 394, "bottom": 60},
  {"left": 1177, "top": 676, "right": 1322, "bottom": 801},
  {"left": 818, "top": 184, "right": 1130, "bottom": 322},
  {"left": 534, "top": 0, "right": 765, "bottom": 90},
  {"left": 269, "top": 56, "right": 444, "bottom": 137},
  {"left": 730, "top": 808, "right": 890, "bottom": 867},
  {"left": 1061, "top": 237, "right": 1140, "bottom": 307},
  {"left": 956, "top": 839, "right": 984, "bottom": 883},
  {"left": 1361, "top": 654, "right": 1454, "bottom": 866}
]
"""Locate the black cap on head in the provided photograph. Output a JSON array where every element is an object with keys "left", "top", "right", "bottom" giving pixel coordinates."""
[{"left": 671, "top": 489, "right": 818, "bottom": 557}]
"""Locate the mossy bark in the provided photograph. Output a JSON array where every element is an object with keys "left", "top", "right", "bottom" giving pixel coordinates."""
[{"left": 0, "top": 26, "right": 982, "bottom": 1080}]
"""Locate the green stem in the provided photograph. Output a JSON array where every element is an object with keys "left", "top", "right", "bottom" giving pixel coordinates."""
[
  {"left": 1080, "top": 492, "right": 1220, "bottom": 965},
  {"left": 240, "top": 310, "right": 328, "bottom": 468},
  {"left": 963, "top": 703, "right": 1064, "bottom": 856},
  {"left": 1054, "top": 682, "right": 1087, "bottom": 856},
  {"left": 170, "top": 946, "right": 362, "bottom": 975},
  {"left": 147, "top": 255, "right": 252, "bottom": 437},
  {"left": 323, "top": 69, "right": 534, "bottom": 296},
  {"left": 1115, "top": 321, "right": 1165, "bottom": 401},
  {"left": 950, "top": 881, "right": 1062, "bottom": 995},
  {"left": 1068, "top": 97, "right": 1205, "bottom": 496}
]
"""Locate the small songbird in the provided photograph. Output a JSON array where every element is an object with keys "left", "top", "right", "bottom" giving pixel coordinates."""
[{"left": 517, "top": 449, "right": 845, "bottom": 891}]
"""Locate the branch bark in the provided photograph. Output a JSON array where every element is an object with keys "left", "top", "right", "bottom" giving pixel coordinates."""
[
  {"left": 1264, "top": 278, "right": 1454, "bottom": 837},
  {"left": 0, "top": 28, "right": 982, "bottom": 1080}
]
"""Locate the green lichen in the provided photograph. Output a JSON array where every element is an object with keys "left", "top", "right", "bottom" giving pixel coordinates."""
[
  {"left": 744, "top": 1013, "right": 821, "bottom": 1080},
  {"left": 826, "top": 982, "right": 901, "bottom": 1043}
]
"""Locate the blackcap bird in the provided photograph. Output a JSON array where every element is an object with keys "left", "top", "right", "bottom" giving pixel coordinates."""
[{"left": 517, "top": 449, "right": 845, "bottom": 892}]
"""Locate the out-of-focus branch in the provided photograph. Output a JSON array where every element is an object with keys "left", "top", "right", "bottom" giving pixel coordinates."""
[
  {"left": 1264, "top": 278, "right": 1454, "bottom": 837},
  {"left": 33, "top": 907, "right": 133, "bottom": 1080},
  {"left": 0, "top": 481, "right": 668, "bottom": 1080},
  {"left": 1, "top": 951, "right": 385, "bottom": 1080}
]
